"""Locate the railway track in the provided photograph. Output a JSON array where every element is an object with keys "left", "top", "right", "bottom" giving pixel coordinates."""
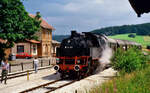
[
  {"left": 19, "top": 79, "right": 77, "bottom": 93},
  {"left": 18, "top": 67, "right": 110, "bottom": 93},
  {"left": 0, "top": 66, "right": 52, "bottom": 80}
]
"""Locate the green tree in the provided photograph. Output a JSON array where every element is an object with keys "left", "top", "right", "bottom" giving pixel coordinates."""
[{"left": 0, "top": 0, "right": 41, "bottom": 61}]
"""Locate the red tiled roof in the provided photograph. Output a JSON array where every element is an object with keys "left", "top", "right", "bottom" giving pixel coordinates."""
[
  {"left": 0, "top": 39, "right": 7, "bottom": 43},
  {"left": 29, "top": 14, "right": 55, "bottom": 30},
  {"left": 26, "top": 39, "right": 40, "bottom": 44}
]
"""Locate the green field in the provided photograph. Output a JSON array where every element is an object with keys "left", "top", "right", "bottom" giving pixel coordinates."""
[{"left": 109, "top": 34, "right": 150, "bottom": 47}]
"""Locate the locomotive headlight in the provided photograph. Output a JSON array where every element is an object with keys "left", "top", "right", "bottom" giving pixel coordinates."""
[
  {"left": 56, "top": 58, "right": 60, "bottom": 64},
  {"left": 74, "top": 65, "right": 80, "bottom": 71},
  {"left": 54, "top": 65, "right": 59, "bottom": 71},
  {"left": 77, "top": 60, "right": 80, "bottom": 64}
]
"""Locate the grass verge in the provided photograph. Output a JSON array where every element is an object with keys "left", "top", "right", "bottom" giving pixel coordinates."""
[{"left": 89, "top": 65, "right": 150, "bottom": 93}]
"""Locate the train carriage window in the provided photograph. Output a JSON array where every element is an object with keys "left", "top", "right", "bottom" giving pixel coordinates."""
[
  {"left": 125, "top": 45, "right": 127, "bottom": 51},
  {"left": 117, "top": 43, "right": 120, "bottom": 48},
  {"left": 111, "top": 44, "right": 117, "bottom": 51}
]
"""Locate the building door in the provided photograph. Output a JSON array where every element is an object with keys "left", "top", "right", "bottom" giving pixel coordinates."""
[{"left": 32, "top": 44, "right": 37, "bottom": 56}]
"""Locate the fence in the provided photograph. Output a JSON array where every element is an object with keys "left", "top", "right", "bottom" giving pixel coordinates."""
[{"left": 8, "top": 57, "right": 56, "bottom": 73}]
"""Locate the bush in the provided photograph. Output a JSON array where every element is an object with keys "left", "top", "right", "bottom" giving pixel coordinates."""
[
  {"left": 111, "top": 47, "right": 147, "bottom": 73},
  {"left": 128, "top": 34, "right": 135, "bottom": 38}
]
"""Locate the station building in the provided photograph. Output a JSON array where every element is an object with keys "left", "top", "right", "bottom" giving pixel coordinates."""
[{"left": 11, "top": 13, "right": 56, "bottom": 58}]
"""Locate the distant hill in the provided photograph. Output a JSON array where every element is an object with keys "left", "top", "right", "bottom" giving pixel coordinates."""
[
  {"left": 52, "top": 35, "right": 70, "bottom": 42},
  {"left": 91, "top": 23, "right": 150, "bottom": 36},
  {"left": 52, "top": 23, "right": 150, "bottom": 42},
  {"left": 109, "top": 33, "right": 150, "bottom": 47}
]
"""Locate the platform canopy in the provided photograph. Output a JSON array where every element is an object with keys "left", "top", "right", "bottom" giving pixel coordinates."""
[{"left": 129, "top": 0, "right": 150, "bottom": 17}]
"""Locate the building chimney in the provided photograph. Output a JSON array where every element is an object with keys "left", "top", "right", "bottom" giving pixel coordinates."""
[
  {"left": 35, "top": 11, "right": 41, "bottom": 19},
  {"left": 36, "top": 11, "right": 40, "bottom": 15}
]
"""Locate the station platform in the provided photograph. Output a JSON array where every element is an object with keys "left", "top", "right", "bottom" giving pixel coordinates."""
[{"left": 0, "top": 67, "right": 59, "bottom": 93}]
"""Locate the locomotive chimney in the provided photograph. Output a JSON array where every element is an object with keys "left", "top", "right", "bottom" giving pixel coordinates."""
[{"left": 71, "top": 30, "right": 77, "bottom": 37}]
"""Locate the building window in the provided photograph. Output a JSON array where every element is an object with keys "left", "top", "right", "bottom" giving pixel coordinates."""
[
  {"left": 48, "top": 31, "right": 50, "bottom": 40},
  {"left": 17, "top": 45, "right": 24, "bottom": 53},
  {"left": 46, "top": 31, "right": 49, "bottom": 39},
  {"left": 45, "top": 45, "right": 48, "bottom": 55},
  {"left": 43, "top": 31, "right": 46, "bottom": 38},
  {"left": 33, "top": 44, "right": 37, "bottom": 54},
  {"left": 47, "top": 31, "right": 49, "bottom": 39}
]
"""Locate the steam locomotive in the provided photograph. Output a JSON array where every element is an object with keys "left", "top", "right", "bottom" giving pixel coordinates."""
[{"left": 54, "top": 31, "right": 141, "bottom": 79}]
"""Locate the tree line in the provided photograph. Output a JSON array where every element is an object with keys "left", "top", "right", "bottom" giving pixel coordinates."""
[{"left": 91, "top": 23, "right": 150, "bottom": 36}]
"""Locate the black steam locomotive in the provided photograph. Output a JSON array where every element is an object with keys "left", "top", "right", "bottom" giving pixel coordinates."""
[{"left": 54, "top": 31, "right": 141, "bottom": 79}]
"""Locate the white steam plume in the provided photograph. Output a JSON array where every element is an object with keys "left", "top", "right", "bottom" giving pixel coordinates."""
[{"left": 95, "top": 41, "right": 113, "bottom": 73}]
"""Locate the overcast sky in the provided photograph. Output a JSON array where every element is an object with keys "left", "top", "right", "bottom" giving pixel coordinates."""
[{"left": 23, "top": 0, "right": 150, "bottom": 35}]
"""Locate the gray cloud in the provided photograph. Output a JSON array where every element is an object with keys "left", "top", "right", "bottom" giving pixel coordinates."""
[{"left": 23, "top": 0, "right": 150, "bottom": 35}]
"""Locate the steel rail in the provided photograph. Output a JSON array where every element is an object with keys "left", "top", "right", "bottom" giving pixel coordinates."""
[
  {"left": 19, "top": 79, "right": 62, "bottom": 93},
  {"left": 44, "top": 80, "right": 76, "bottom": 93}
]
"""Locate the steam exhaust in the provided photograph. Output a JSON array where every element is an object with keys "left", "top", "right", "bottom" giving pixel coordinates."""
[{"left": 95, "top": 40, "right": 113, "bottom": 73}]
